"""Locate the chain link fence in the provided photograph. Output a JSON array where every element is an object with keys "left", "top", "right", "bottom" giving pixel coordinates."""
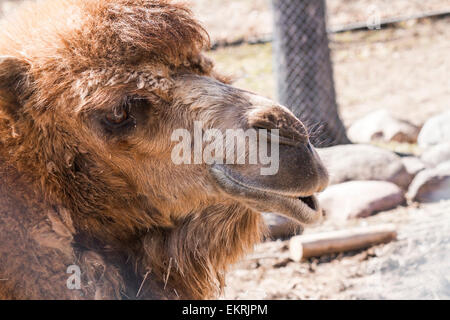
[{"left": 272, "top": 0, "right": 350, "bottom": 147}]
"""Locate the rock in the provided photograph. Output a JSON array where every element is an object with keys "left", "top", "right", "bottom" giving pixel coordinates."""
[
  {"left": 318, "top": 181, "right": 406, "bottom": 222},
  {"left": 317, "top": 144, "right": 412, "bottom": 189},
  {"left": 262, "top": 212, "right": 302, "bottom": 239},
  {"left": 421, "top": 142, "right": 450, "bottom": 168},
  {"left": 407, "top": 161, "right": 450, "bottom": 203},
  {"left": 348, "top": 110, "right": 420, "bottom": 144},
  {"left": 417, "top": 111, "right": 450, "bottom": 148},
  {"left": 401, "top": 156, "right": 426, "bottom": 176}
]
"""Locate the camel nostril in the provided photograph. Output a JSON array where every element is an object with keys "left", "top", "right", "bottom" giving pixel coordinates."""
[{"left": 252, "top": 124, "right": 309, "bottom": 147}]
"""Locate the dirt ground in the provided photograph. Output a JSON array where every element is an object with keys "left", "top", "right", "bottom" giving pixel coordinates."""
[{"left": 223, "top": 200, "right": 450, "bottom": 300}]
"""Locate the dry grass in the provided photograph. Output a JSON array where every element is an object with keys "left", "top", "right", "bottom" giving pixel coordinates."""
[{"left": 207, "top": 43, "right": 275, "bottom": 100}]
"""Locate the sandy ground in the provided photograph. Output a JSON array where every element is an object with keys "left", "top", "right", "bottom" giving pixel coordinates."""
[
  {"left": 331, "top": 18, "right": 450, "bottom": 127},
  {"left": 223, "top": 200, "right": 450, "bottom": 300}
]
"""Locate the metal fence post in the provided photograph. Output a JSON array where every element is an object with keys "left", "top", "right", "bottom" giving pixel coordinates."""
[{"left": 272, "top": 0, "right": 350, "bottom": 147}]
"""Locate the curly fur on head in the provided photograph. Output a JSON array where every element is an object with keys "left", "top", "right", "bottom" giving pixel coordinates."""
[{"left": 0, "top": 0, "right": 210, "bottom": 63}]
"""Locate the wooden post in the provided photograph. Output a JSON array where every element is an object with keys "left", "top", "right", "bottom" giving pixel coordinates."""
[{"left": 289, "top": 224, "right": 397, "bottom": 262}]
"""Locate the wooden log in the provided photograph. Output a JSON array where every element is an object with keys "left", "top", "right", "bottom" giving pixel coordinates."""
[{"left": 289, "top": 224, "right": 397, "bottom": 262}]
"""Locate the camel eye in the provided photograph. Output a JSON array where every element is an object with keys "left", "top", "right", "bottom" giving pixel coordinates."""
[
  {"left": 105, "top": 108, "right": 129, "bottom": 125},
  {"left": 100, "top": 96, "right": 144, "bottom": 132}
]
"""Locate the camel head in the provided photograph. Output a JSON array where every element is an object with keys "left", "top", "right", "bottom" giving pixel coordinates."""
[
  {"left": 0, "top": 0, "right": 328, "bottom": 234},
  {"left": 0, "top": 0, "right": 329, "bottom": 299}
]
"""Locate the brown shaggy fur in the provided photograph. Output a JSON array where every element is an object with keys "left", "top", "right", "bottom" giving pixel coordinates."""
[{"left": 0, "top": 0, "right": 328, "bottom": 299}]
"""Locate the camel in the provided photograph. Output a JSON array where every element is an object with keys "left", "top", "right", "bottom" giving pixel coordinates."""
[{"left": 0, "top": 0, "right": 329, "bottom": 299}]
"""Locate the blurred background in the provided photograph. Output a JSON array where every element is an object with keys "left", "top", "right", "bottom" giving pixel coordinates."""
[{"left": 1, "top": 0, "right": 449, "bottom": 299}]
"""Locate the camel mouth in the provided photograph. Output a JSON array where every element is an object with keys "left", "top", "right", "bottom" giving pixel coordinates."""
[
  {"left": 210, "top": 165, "right": 322, "bottom": 225},
  {"left": 298, "top": 195, "right": 318, "bottom": 211}
]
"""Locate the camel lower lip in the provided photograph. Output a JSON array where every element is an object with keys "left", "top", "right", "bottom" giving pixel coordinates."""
[{"left": 210, "top": 165, "right": 322, "bottom": 225}]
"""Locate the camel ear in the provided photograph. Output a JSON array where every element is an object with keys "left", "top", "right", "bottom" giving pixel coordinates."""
[{"left": 0, "top": 56, "right": 31, "bottom": 117}]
